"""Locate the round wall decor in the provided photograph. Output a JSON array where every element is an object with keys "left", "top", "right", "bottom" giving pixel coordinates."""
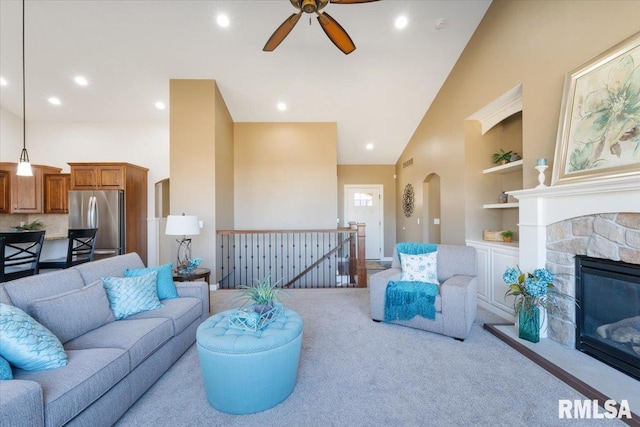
[{"left": 402, "top": 183, "right": 414, "bottom": 218}]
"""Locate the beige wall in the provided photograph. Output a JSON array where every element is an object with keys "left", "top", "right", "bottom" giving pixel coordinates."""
[
  {"left": 396, "top": 0, "right": 640, "bottom": 244},
  {"left": 169, "top": 79, "right": 219, "bottom": 271},
  {"left": 337, "top": 165, "right": 396, "bottom": 258},
  {"left": 214, "top": 83, "right": 234, "bottom": 233},
  {"left": 234, "top": 122, "right": 338, "bottom": 229}
]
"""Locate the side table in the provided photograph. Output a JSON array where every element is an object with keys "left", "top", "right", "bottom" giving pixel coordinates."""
[{"left": 173, "top": 267, "right": 211, "bottom": 284}]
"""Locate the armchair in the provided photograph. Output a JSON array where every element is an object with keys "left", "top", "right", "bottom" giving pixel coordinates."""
[{"left": 369, "top": 244, "right": 478, "bottom": 340}]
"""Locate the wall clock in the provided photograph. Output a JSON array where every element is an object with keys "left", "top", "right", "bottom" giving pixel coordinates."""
[{"left": 402, "top": 183, "right": 414, "bottom": 218}]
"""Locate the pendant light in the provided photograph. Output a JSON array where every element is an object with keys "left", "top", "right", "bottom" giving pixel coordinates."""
[{"left": 16, "top": 0, "right": 32, "bottom": 177}]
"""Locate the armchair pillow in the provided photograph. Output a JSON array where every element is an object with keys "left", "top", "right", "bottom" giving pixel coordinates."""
[{"left": 399, "top": 252, "right": 438, "bottom": 284}]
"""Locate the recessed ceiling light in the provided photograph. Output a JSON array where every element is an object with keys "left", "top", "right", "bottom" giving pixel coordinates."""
[
  {"left": 277, "top": 102, "right": 287, "bottom": 111},
  {"left": 74, "top": 75, "right": 88, "bottom": 86},
  {"left": 217, "top": 14, "right": 230, "bottom": 28},
  {"left": 154, "top": 101, "right": 166, "bottom": 110},
  {"left": 48, "top": 97, "right": 61, "bottom": 106},
  {"left": 0, "top": 77, "right": 7, "bottom": 86},
  {"left": 366, "top": 143, "right": 374, "bottom": 150},
  {"left": 395, "top": 16, "right": 408, "bottom": 30}
]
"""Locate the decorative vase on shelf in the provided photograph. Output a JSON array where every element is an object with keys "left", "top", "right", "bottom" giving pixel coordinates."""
[{"left": 518, "top": 301, "right": 540, "bottom": 343}]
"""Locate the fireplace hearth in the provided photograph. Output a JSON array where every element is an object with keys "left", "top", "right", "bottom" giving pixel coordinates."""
[{"left": 575, "top": 256, "right": 640, "bottom": 381}]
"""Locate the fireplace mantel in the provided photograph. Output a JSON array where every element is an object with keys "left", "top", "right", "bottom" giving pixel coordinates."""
[{"left": 508, "top": 175, "right": 640, "bottom": 271}]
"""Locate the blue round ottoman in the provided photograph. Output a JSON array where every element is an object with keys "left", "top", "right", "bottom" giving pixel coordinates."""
[{"left": 196, "top": 308, "right": 303, "bottom": 414}]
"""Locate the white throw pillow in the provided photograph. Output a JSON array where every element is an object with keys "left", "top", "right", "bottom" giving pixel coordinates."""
[{"left": 399, "top": 251, "right": 438, "bottom": 284}]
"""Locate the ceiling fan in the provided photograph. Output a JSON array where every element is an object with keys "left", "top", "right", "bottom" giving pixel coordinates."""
[{"left": 263, "top": 0, "right": 380, "bottom": 55}]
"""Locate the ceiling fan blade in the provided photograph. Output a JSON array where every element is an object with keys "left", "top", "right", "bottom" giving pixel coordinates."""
[
  {"left": 317, "top": 12, "right": 356, "bottom": 55},
  {"left": 330, "top": 0, "right": 380, "bottom": 4},
  {"left": 263, "top": 11, "right": 302, "bottom": 52}
]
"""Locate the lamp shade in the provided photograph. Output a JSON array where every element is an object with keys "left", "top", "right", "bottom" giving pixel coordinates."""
[{"left": 165, "top": 215, "right": 200, "bottom": 236}]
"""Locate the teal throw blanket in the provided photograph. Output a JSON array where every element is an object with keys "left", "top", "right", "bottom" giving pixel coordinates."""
[
  {"left": 396, "top": 242, "right": 437, "bottom": 256},
  {"left": 384, "top": 280, "right": 439, "bottom": 323}
]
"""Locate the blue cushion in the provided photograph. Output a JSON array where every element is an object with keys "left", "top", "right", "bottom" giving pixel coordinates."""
[
  {"left": 0, "top": 355, "right": 13, "bottom": 379},
  {"left": 0, "top": 303, "right": 68, "bottom": 371},
  {"left": 102, "top": 272, "right": 162, "bottom": 320},
  {"left": 124, "top": 263, "right": 178, "bottom": 300}
]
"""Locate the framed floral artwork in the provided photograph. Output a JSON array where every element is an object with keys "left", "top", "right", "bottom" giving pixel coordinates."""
[{"left": 552, "top": 31, "right": 640, "bottom": 185}]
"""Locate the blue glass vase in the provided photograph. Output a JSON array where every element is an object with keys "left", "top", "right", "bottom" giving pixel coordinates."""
[{"left": 518, "top": 303, "right": 540, "bottom": 343}]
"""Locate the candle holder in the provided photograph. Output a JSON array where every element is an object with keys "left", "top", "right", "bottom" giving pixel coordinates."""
[{"left": 535, "top": 165, "right": 548, "bottom": 188}]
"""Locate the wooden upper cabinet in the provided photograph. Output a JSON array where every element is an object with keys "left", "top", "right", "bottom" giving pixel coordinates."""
[
  {"left": 44, "top": 173, "right": 71, "bottom": 214},
  {"left": 0, "top": 170, "right": 10, "bottom": 214},
  {"left": 0, "top": 163, "right": 62, "bottom": 213},
  {"left": 68, "top": 162, "right": 149, "bottom": 264},
  {"left": 69, "top": 164, "right": 125, "bottom": 189}
]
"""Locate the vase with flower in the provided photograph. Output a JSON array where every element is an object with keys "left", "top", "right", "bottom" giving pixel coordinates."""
[{"left": 503, "top": 266, "right": 575, "bottom": 343}]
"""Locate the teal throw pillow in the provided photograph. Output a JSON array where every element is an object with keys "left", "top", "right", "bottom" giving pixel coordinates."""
[
  {"left": 0, "top": 355, "right": 13, "bottom": 379},
  {"left": 102, "top": 272, "right": 162, "bottom": 320},
  {"left": 124, "top": 263, "right": 178, "bottom": 300},
  {"left": 0, "top": 303, "right": 68, "bottom": 371}
]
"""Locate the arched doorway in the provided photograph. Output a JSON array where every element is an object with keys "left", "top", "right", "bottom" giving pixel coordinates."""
[{"left": 422, "top": 173, "right": 441, "bottom": 244}]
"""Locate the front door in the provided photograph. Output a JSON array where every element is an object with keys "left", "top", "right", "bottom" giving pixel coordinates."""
[{"left": 344, "top": 185, "right": 383, "bottom": 260}]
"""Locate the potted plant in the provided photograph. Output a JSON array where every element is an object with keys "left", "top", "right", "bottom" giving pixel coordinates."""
[
  {"left": 501, "top": 230, "right": 513, "bottom": 243},
  {"left": 233, "top": 274, "right": 289, "bottom": 316},
  {"left": 12, "top": 220, "right": 44, "bottom": 231},
  {"left": 492, "top": 149, "right": 513, "bottom": 164}
]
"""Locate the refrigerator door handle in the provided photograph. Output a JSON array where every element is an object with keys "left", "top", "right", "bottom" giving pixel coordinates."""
[
  {"left": 87, "top": 196, "right": 93, "bottom": 227},
  {"left": 89, "top": 196, "right": 98, "bottom": 228}
]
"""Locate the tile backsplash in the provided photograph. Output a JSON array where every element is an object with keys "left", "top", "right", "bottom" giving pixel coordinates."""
[{"left": 0, "top": 214, "right": 68, "bottom": 238}]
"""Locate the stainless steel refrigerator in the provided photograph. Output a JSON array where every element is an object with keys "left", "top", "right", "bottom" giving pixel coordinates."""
[{"left": 68, "top": 190, "right": 125, "bottom": 260}]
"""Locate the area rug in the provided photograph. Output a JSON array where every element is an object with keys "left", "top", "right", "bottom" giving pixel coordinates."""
[
  {"left": 365, "top": 260, "right": 386, "bottom": 270},
  {"left": 116, "top": 289, "right": 613, "bottom": 426}
]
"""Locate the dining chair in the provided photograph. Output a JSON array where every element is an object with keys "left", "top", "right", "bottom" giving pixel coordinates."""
[
  {"left": 0, "top": 230, "right": 46, "bottom": 283},
  {"left": 39, "top": 228, "right": 98, "bottom": 270}
]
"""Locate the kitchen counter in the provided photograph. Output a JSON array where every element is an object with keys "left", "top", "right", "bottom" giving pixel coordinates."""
[{"left": 44, "top": 234, "right": 67, "bottom": 240}]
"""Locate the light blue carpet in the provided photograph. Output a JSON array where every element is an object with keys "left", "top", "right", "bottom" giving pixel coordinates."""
[{"left": 115, "top": 288, "right": 621, "bottom": 426}]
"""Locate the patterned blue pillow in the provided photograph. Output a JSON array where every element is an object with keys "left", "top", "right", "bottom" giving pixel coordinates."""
[
  {"left": 399, "top": 251, "right": 439, "bottom": 284},
  {"left": 124, "top": 263, "right": 178, "bottom": 300},
  {"left": 0, "top": 303, "right": 68, "bottom": 371},
  {"left": 102, "top": 272, "right": 162, "bottom": 320},
  {"left": 0, "top": 355, "right": 13, "bottom": 379}
]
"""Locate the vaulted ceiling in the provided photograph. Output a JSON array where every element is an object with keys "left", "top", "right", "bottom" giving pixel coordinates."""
[{"left": 0, "top": 0, "right": 491, "bottom": 164}]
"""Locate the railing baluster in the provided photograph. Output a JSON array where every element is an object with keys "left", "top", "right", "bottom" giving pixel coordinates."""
[{"left": 216, "top": 226, "right": 365, "bottom": 290}]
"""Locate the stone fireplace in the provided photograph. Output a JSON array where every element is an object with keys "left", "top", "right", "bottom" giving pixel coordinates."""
[{"left": 510, "top": 175, "right": 640, "bottom": 374}]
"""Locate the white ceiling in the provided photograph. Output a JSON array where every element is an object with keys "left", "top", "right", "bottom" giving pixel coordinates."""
[{"left": 0, "top": 0, "right": 491, "bottom": 164}]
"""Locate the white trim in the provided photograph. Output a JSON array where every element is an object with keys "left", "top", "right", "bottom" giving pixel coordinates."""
[{"left": 467, "top": 84, "right": 523, "bottom": 135}]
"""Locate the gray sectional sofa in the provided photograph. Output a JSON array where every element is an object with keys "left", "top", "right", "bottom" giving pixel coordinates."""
[{"left": 0, "top": 253, "right": 209, "bottom": 427}]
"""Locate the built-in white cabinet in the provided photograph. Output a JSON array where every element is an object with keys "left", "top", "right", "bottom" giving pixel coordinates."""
[{"left": 467, "top": 239, "right": 519, "bottom": 321}]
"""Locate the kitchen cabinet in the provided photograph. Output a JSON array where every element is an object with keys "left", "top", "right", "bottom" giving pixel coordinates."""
[
  {"left": 0, "top": 163, "right": 62, "bottom": 214},
  {"left": 69, "top": 164, "right": 125, "bottom": 189},
  {"left": 0, "top": 170, "right": 9, "bottom": 214},
  {"left": 44, "top": 173, "right": 71, "bottom": 214},
  {"left": 68, "top": 162, "right": 149, "bottom": 264}
]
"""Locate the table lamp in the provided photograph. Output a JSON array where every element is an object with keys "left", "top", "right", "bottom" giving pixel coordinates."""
[{"left": 165, "top": 214, "right": 200, "bottom": 274}]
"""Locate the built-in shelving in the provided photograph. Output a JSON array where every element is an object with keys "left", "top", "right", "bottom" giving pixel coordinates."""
[
  {"left": 483, "top": 202, "right": 519, "bottom": 209},
  {"left": 483, "top": 159, "right": 523, "bottom": 175}
]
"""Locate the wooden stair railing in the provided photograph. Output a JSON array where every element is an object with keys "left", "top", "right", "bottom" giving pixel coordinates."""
[{"left": 216, "top": 225, "right": 367, "bottom": 289}]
